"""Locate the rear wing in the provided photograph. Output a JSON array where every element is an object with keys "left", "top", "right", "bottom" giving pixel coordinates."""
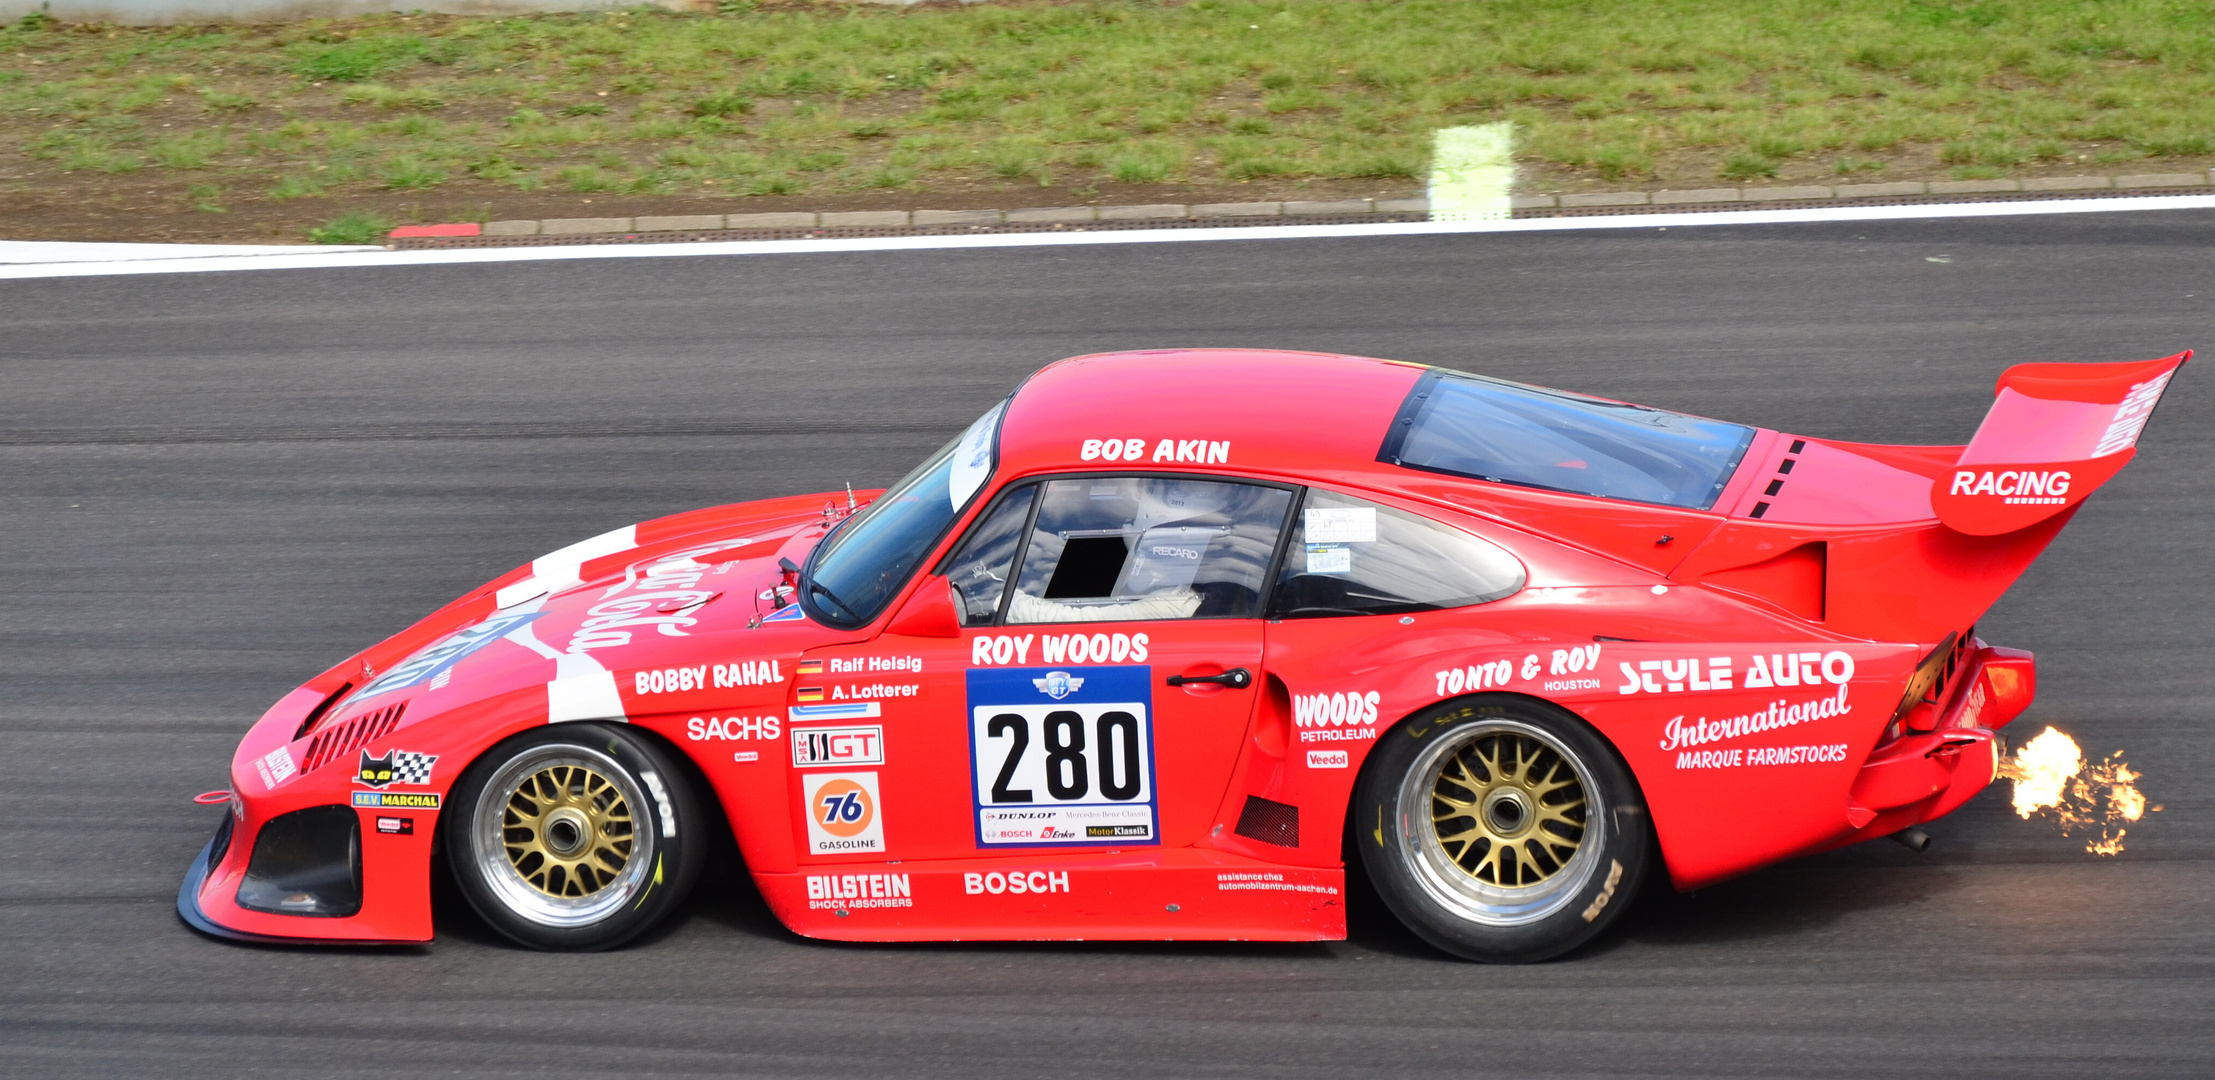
[{"left": 1933, "top": 351, "right": 2190, "bottom": 535}]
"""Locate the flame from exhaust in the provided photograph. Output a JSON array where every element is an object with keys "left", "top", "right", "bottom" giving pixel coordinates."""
[{"left": 1996, "top": 726, "right": 2158, "bottom": 856}]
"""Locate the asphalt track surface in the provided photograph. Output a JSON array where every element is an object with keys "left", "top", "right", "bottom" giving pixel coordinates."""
[{"left": 2, "top": 212, "right": 2212, "bottom": 1078}]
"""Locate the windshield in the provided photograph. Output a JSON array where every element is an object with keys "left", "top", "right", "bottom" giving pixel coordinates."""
[
  {"left": 1383, "top": 370, "right": 1752, "bottom": 510},
  {"left": 803, "top": 401, "right": 1005, "bottom": 626}
]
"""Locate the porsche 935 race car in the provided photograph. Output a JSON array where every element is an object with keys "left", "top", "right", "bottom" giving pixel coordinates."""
[{"left": 180, "top": 347, "right": 2189, "bottom": 961}]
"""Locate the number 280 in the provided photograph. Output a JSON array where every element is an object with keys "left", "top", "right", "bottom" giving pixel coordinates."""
[{"left": 984, "top": 710, "right": 1144, "bottom": 804}]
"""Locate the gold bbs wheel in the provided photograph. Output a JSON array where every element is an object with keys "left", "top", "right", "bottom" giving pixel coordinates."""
[
  {"left": 500, "top": 761, "right": 637, "bottom": 899},
  {"left": 1394, "top": 717, "right": 1610, "bottom": 929},
  {"left": 468, "top": 741, "right": 660, "bottom": 931},
  {"left": 1429, "top": 730, "right": 1588, "bottom": 888}
]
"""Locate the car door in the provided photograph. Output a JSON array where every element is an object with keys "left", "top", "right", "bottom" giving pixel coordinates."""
[{"left": 851, "top": 473, "right": 1296, "bottom": 864}]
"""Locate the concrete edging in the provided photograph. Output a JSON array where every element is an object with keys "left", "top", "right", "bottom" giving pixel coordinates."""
[{"left": 385, "top": 171, "right": 2215, "bottom": 240}]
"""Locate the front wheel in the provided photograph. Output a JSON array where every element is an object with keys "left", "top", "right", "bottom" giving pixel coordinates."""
[
  {"left": 1354, "top": 698, "right": 1651, "bottom": 962},
  {"left": 445, "top": 723, "right": 702, "bottom": 951}
]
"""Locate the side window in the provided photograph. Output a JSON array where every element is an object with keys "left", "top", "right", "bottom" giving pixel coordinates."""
[
  {"left": 1005, "top": 477, "right": 1293, "bottom": 624},
  {"left": 1268, "top": 489, "right": 1524, "bottom": 618},
  {"left": 942, "top": 484, "right": 1038, "bottom": 627}
]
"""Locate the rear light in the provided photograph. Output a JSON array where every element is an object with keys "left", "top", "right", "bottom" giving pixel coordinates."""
[
  {"left": 1954, "top": 647, "right": 2036, "bottom": 731},
  {"left": 236, "top": 806, "right": 362, "bottom": 918}
]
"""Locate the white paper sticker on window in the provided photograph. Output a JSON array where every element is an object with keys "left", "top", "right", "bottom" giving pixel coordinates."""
[
  {"left": 1304, "top": 506, "right": 1376, "bottom": 544},
  {"left": 1306, "top": 545, "right": 1352, "bottom": 574}
]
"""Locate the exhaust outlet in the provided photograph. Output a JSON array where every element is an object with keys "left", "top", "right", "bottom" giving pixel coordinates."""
[{"left": 1888, "top": 828, "right": 1932, "bottom": 853}]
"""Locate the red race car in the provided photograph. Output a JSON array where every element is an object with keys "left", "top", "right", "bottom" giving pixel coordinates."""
[{"left": 180, "top": 347, "right": 2188, "bottom": 961}]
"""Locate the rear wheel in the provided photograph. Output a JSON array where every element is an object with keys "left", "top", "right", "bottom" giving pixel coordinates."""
[
  {"left": 1355, "top": 698, "right": 1650, "bottom": 962},
  {"left": 445, "top": 723, "right": 702, "bottom": 951}
]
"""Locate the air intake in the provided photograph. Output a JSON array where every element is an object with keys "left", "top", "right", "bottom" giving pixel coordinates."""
[
  {"left": 1234, "top": 796, "right": 1300, "bottom": 847},
  {"left": 299, "top": 703, "right": 405, "bottom": 775},
  {"left": 235, "top": 805, "right": 362, "bottom": 918},
  {"left": 292, "top": 681, "right": 353, "bottom": 740}
]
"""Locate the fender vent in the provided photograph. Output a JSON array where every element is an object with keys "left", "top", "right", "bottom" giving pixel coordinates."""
[
  {"left": 1234, "top": 796, "right": 1301, "bottom": 848},
  {"left": 299, "top": 703, "right": 405, "bottom": 775},
  {"left": 1748, "top": 440, "right": 1806, "bottom": 518}
]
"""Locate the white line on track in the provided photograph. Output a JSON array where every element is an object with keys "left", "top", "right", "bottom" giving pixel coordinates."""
[{"left": 6, "top": 193, "right": 2215, "bottom": 282}]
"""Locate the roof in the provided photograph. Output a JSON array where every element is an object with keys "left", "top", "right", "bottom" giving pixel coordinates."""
[{"left": 997, "top": 349, "right": 1427, "bottom": 482}]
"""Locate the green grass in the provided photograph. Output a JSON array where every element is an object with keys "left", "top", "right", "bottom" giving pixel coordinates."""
[
  {"left": 3, "top": 0, "right": 2213, "bottom": 216},
  {"left": 306, "top": 208, "right": 392, "bottom": 243}
]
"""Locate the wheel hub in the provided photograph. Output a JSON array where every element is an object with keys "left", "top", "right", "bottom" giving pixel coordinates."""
[
  {"left": 499, "top": 762, "right": 636, "bottom": 899},
  {"left": 542, "top": 806, "right": 592, "bottom": 858},
  {"left": 1482, "top": 787, "right": 1534, "bottom": 838}
]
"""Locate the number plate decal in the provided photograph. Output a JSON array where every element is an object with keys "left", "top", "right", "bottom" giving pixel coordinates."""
[{"left": 966, "top": 666, "right": 1159, "bottom": 848}]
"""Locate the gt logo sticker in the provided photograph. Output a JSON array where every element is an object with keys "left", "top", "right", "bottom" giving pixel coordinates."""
[
  {"left": 792, "top": 725, "right": 884, "bottom": 766},
  {"left": 967, "top": 666, "right": 1158, "bottom": 847},
  {"left": 804, "top": 772, "right": 884, "bottom": 855}
]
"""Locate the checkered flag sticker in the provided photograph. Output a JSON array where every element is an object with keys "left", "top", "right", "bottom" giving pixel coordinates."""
[
  {"left": 358, "top": 748, "right": 438, "bottom": 789},
  {"left": 388, "top": 751, "right": 437, "bottom": 786}
]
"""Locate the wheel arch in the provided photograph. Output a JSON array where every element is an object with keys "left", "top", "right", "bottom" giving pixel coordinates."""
[{"left": 1343, "top": 691, "right": 1653, "bottom": 867}]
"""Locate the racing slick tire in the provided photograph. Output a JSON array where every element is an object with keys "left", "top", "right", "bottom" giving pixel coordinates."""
[
  {"left": 1355, "top": 697, "right": 1652, "bottom": 963},
  {"left": 445, "top": 723, "right": 703, "bottom": 951}
]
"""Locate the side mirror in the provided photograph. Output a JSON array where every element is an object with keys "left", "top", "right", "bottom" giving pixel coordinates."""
[{"left": 885, "top": 578, "right": 962, "bottom": 639}]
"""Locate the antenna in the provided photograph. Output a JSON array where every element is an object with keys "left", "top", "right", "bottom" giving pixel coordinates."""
[{"left": 845, "top": 482, "right": 857, "bottom": 510}]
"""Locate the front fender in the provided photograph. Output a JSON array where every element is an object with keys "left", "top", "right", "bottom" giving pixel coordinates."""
[{"left": 183, "top": 685, "right": 548, "bottom": 944}]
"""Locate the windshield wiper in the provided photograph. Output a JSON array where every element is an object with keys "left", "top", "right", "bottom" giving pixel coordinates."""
[{"left": 806, "top": 578, "right": 861, "bottom": 623}]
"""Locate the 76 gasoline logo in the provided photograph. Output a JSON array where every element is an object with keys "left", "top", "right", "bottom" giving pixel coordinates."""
[{"left": 803, "top": 772, "right": 884, "bottom": 856}]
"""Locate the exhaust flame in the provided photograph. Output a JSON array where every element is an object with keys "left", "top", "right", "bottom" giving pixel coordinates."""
[{"left": 1997, "top": 726, "right": 2158, "bottom": 856}]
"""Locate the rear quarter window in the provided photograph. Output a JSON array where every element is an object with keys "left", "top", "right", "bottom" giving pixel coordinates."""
[
  {"left": 1268, "top": 490, "right": 1524, "bottom": 619},
  {"left": 1380, "top": 369, "right": 1752, "bottom": 510}
]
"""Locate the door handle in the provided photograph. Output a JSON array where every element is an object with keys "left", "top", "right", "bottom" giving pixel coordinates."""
[{"left": 1167, "top": 667, "right": 1252, "bottom": 689}]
